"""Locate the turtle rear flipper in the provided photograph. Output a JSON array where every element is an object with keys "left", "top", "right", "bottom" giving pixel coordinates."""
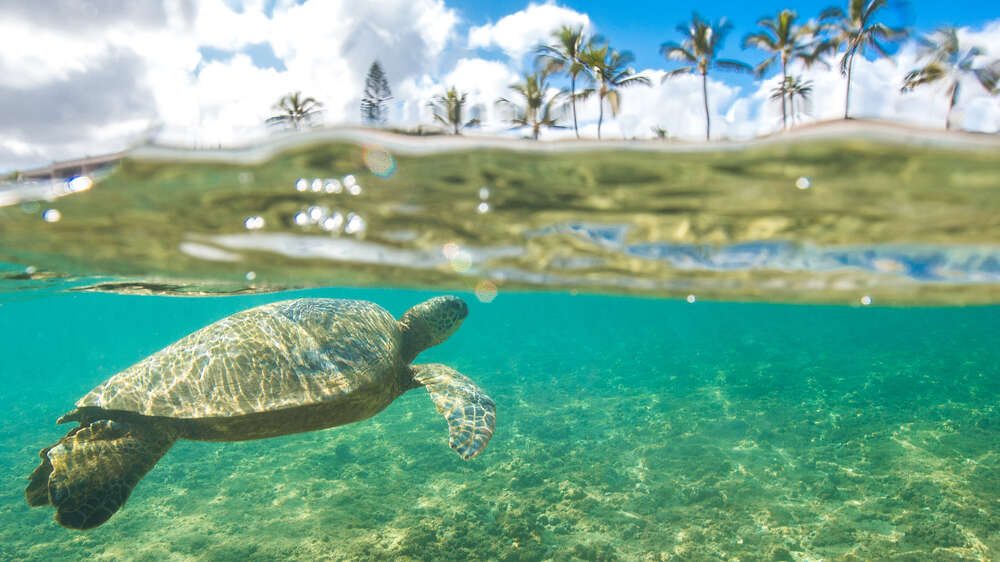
[
  {"left": 411, "top": 364, "right": 495, "bottom": 460},
  {"left": 26, "top": 419, "right": 177, "bottom": 529}
]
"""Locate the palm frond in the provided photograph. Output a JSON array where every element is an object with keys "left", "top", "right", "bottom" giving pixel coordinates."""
[
  {"left": 661, "top": 67, "right": 695, "bottom": 82},
  {"left": 716, "top": 59, "right": 753, "bottom": 73}
]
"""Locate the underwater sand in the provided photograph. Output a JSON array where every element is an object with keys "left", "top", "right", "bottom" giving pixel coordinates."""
[{"left": 1, "top": 288, "right": 997, "bottom": 560}]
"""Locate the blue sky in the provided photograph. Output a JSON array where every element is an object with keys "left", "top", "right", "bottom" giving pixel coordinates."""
[{"left": 454, "top": 0, "right": 995, "bottom": 93}]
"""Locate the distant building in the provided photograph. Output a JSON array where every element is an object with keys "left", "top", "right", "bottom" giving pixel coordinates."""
[{"left": 17, "top": 152, "right": 126, "bottom": 181}]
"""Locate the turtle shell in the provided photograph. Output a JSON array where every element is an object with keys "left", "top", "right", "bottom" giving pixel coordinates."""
[{"left": 75, "top": 299, "right": 403, "bottom": 419}]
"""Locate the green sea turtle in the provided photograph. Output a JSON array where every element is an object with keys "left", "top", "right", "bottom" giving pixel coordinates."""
[{"left": 26, "top": 296, "right": 495, "bottom": 530}]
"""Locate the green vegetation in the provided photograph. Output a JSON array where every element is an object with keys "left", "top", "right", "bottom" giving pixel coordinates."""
[
  {"left": 770, "top": 75, "right": 814, "bottom": 125},
  {"left": 660, "top": 13, "right": 751, "bottom": 140},
  {"left": 428, "top": 87, "right": 480, "bottom": 135},
  {"left": 267, "top": 91, "right": 324, "bottom": 131},
  {"left": 820, "top": 0, "right": 907, "bottom": 119},
  {"left": 361, "top": 61, "right": 393, "bottom": 126},
  {"left": 496, "top": 71, "right": 566, "bottom": 140},
  {"left": 902, "top": 27, "right": 1000, "bottom": 129},
  {"left": 535, "top": 25, "right": 600, "bottom": 138},
  {"left": 743, "top": 9, "right": 827, "bottom": 130},
  {"left": 578, "top": 45, "right": 651, "bottom": 139}
]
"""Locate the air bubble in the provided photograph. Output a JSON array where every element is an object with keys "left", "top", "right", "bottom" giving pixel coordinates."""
[
  {"left": 42, "top": 209, "right": 61, "bottom": 222},
  {"left": 344, "top": 213, "right": 365, "bottom": 234},
  {"left": 324, "top": 179, "right": 342, "bottom": 193},
  {"left": 322, "top": 213, "right": 344, "bottom": 232}
]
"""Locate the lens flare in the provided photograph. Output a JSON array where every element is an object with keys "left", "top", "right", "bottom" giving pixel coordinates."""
[
  {"left": 450, "top": 250, "right": 472, "bottom": 273},
  {"left": 442, "top": 242, "right": 460, "bottom": 260},
  {"left": 475, "top": 280, "right": 498, "bottom": 303},
  {"left": 362, "top": 145, "right": 396, "bottom": 178},
  {"left": 67, "top": 175, "right": 93, "bottom": 193}
]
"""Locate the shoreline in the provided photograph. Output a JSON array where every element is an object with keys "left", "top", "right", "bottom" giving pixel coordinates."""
[{"left": 129, "top": 118, "right": 1000, "bottom": 165}]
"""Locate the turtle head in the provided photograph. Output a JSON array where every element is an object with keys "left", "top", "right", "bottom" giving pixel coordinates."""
[{"left": 399, "top": 296, "right": 468, "bottom": 363}]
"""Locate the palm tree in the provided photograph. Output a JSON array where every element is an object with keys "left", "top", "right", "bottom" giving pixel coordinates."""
[
  {"left": 536, "top": 25, "right": 597, "bottom": 138},
  {"left": 661, "top": 13, "right": 752, "bottom": 140},
  {"left": 902, "top": 28, "right": 1000, "bottom": 129},
  {"left": 977, "top": 59, "right": 1000, "bottom": 95},
  {"left": 496, "top": 71, "right": 566, "bottom": 140},
  {"left": 427, "top": 87, "right": 480, "bottom": 134},
  {"left": 820, "top": 0, "right": 906, "bottom": 119},
  {"left": 743, "top": 10, "right": 826, "bottom": 130},
  {"left": 267, "top": 92, "right": 323, "bottom": 130},
  {"left": 770, "top": 75, "right": 814, "bottom": 125},
  {"left": 579, "top": 45, "right": 651, "bottom": 139}
]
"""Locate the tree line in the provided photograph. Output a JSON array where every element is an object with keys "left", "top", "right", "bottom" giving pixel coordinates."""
[{"left": 268, "top": 0, "right": 1000, "bottom": 141}]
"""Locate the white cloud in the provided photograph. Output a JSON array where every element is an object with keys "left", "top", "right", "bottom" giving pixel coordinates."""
[
  {"left": 0, "top": 0, "right": 460, "bottom": 169},
  {"left": 468, "top": 2, "right": 591, "bottom": 60}
]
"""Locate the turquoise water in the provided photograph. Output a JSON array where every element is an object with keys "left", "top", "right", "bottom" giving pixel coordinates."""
[{"left": 2, "top": 287, "right": 997, "bottom": 559}]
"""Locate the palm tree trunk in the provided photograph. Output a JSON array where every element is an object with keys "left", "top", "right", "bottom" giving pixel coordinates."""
[
  {"left": 780, "top": 58, "right": 788, "bottom": 130},
  {"left": 844, "top": 49, "right": 855, "bottom": 120},
  {"left": 570, "top": 75, "right": 579, "bottom": 139},
  {"left": 945, "top": 81, "right": 959, "bottom": 130},
  {"left": 598, "top": 96, "right": 604, "bottom": 140},
  {"left": 702, "top": 72, "right": 710, "bottom": 141}
]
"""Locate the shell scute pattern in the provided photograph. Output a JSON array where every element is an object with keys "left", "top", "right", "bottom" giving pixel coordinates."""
[{"left": 77, "top": 299, "right": 402, "bottom": 419}]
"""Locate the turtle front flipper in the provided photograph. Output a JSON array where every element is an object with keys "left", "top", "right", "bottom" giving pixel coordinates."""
[
  {"left": 410, "top": 364, "right": 495, "bottom": 460},
  {"left": 26, "top": 418, "right": 177, "bottom": 530}
]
